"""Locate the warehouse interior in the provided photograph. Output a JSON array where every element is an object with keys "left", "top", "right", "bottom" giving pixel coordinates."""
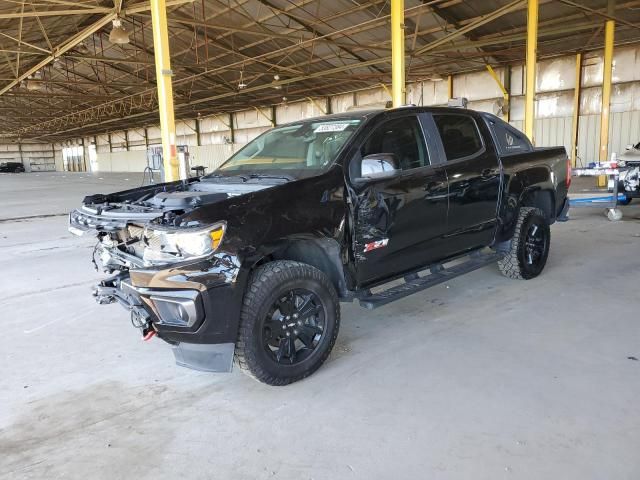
[{"left": 1, "top": 1, "right": 639, "bottom": 479}]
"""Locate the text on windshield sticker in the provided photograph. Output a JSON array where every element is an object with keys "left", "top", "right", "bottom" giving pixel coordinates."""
[{"left": 314, "top": 123, "right": 350, "bottom": 133}]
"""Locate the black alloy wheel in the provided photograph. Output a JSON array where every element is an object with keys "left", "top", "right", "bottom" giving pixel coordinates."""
[
  {"left": 523, "top": 222, "right": 547, "bottom": 268},
  {"left": 498, "top": 207, "right": 550, "bottom": 280},
  {"left": 235, "top": 260, "right": 340, "bottom": 385},
  {"left": 262, "top": 289, "right": 325, "bottom": 365}
]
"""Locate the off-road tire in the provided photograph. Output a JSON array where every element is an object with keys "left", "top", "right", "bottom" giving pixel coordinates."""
[
  {"left": 235, "top": 260, "right": 340, "bottom": 386},
  {"left": 498, "top": 207, "right": 550, "bottom": 280}
]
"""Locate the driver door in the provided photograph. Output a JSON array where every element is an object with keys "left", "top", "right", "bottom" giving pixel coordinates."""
[{"left": 350, "top": 114, "right": 449, "bottom": 286}]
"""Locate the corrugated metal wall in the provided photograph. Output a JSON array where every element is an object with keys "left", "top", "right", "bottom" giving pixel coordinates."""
[
  {"left": 576, "top": 111, "right": 640, "bottom": 165},
  {"left": 190, "top": 144, "right": 241, "bottom": 172},
  {"left": 93, "top": 151, "right": 147, "bottom": 172}
]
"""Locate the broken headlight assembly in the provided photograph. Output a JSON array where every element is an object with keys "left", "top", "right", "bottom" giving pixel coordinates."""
[{"left": 142, "top": 221, "right": 226, "bottom": 265}]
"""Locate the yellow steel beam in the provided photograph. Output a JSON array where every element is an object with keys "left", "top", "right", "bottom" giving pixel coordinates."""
[
  {"left": 570, "top": 52, "right": 582, "bottom": 166},
  {"left": 307, "top": 96, "right": 327, "bottom": 115},
  {"left": 150, "top": 0, "right": 180, "bottom": 181},
  {"left": 391, "top": 0, "right": 405, "bottom": 107},
  {"left": 486, "top": 64, "right": 510, "bottom": 122},
  {"left": 447, "top": 74, "right": 453, "bottom": 100},
  {"left": 380, "top": 83, "right": 392, "bottom": 99},
  {"left": 253, "top": 106, "right": 275, "bottom": 127},
  {"left": 524, "top": 0, "right": 538, "bottom": 143},
  {"left": 599, "top": 2, "right": 615, "bottom": 162},
  {"left": 209, "top": 112, "right": 231, "bottom": 130},
  {"left": 485, "top": 65, "right": 508, "bottom": 96},
  {"left": 124, "top": 0, "right": 195, "bottom": 15}
]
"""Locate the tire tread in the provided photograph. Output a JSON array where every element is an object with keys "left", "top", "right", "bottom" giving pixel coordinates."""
[
  {"left": 498, "top": 207, "right": 548, "bottom": 280},
  {"left": 234, "top": 260, "right": 340, "bottom": 386}
]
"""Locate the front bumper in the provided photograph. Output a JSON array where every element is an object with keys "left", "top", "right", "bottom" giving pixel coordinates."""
[{"left": 94, "top": 256, "right": 245, "bottom": 373}]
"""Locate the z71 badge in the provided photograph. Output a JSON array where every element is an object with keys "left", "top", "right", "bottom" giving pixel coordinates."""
[{"left": 364, "top": 238, "right": 389, "bottom": 253}]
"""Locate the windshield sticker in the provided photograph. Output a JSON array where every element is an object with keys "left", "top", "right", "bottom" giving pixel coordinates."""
[{"left": 314, "top": 123, "right": 350, "bottom": 133}]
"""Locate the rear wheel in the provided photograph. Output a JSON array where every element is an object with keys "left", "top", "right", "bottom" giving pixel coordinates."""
[
  {"left": 498, "top": 207, "right": 550, "bottom": 280},
  {"left": 235, "top": 260, "right": 340, "bottom": 385}
]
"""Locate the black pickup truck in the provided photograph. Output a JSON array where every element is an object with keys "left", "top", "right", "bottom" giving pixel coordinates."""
[{"left": 69, "top": 107, "right": 570, "bottom": 385}]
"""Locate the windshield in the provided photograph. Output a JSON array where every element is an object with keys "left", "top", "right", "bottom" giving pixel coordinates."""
[{"left": 215, "top": 118, "right": 362, "bottom": 177}]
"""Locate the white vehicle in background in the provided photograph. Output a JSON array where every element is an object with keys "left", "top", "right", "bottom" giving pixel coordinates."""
[{"left": 616, "top": 142, "right": 640, "bottom": 205}]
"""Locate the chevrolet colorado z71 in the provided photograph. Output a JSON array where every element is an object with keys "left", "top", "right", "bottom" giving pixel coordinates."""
[{"left": 70, "top": 107, "right": 570, "bottom": 385}]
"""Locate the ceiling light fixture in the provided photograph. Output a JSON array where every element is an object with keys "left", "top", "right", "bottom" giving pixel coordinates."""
[
  {"left": 25, "top": 73, "right": 44, "bottom": 91},
  {"left": 271, "top": 73, "right": 282, "bottom": 90},
  {"left": 109, "top": 17, "right": 130, "bottom": 45},
  {"left": 272, "top": 74, "right": 282, "bottom": 89},
  {"left": 429, "top": 73, "right": 444, "bottom": 82}
]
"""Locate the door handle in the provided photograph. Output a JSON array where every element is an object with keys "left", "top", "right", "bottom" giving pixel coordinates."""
[
  {"left": 424, "top": 181, "right": 441, "bottom": 191},
  {"left": 481, "top": 168, "right": 497, "bottom": 178}
]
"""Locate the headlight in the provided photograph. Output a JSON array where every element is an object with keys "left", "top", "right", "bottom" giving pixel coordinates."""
[{"left": 142, "top": 221, "right": 226, "bottom": 264}]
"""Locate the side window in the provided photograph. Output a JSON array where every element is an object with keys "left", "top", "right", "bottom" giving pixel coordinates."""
[
  {"left": 360, "top": 116, "right": 428, "bottom": 171},
  {"left": 433, "top": 114, "right": 484, "bottom": 161},
  {"left": 490, "top": 120, "right": 532, "bottom": 155}
]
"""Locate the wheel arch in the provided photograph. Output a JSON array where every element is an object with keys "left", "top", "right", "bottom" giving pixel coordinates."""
[
  {"left": 496, "top": 171, "right": 557, "bottom": 244},
  {"left": 251, "top": 236, "right": 350, "bottom": 297},
  {"left": 520, "top": 187, "right": 556, "bottom": 223}
]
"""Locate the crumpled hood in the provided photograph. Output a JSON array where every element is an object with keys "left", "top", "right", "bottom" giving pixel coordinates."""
[{"left": 69, "top": 176, "right": 288, "bottom": 233}]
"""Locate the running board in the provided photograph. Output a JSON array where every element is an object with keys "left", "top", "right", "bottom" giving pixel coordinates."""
[{"left": 358, "top": 251, "right": 504, "bottom": 310}]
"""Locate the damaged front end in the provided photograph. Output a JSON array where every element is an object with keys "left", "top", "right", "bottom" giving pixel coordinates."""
[{"left": 68, "top": 178, "right": 269, "bottom": 372}]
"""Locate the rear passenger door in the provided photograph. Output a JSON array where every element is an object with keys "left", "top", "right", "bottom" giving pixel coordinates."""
[{"left": 432, "top": 113, "right": 501, "bottom": 255}]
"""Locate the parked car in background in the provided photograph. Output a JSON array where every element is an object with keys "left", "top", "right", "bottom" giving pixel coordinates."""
[
  {"left": 0, "top": 161, "right": 25, "bottom": 173},
  {"left": 69, "top": 107, "right": 570, "bottom": 385}
]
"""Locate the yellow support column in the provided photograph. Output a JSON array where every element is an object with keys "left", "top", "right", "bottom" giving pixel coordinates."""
[
  {"left": 150, "top": 0, "right": 180, "bottom": 181},
  {"left": 524, "top": 0, "right": 538, "bottom": 143},
  {"left": 570, "top": 53, "right": 582, "bottom": 167},
  {"left": 599, "top": 1, "right": 615, "bottom": 164},
  {"left": 447, "top": 74, "right": 453, "bottom": 100},
  {"left": 391, "top": 0, "right": 405, "bottom": 107}
]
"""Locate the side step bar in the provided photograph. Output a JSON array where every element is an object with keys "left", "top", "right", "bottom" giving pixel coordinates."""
[{"left": 357, "top": 251, "right": 504, "bottom": 310}]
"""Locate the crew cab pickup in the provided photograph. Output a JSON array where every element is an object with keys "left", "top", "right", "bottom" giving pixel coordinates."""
[{"left": 69, "top": 107, "right": 570, "bottom": 385}]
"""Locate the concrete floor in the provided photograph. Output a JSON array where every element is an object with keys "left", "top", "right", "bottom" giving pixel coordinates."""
[{"left": 1, "top": 171, "right": 639, "bottom": 480}]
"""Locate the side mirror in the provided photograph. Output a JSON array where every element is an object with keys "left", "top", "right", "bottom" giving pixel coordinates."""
[
  {"left": 354, "top": 153, "right": 401, "bottom": 183},
  {"left": 625, "top": 144, "right": 633, "bottom": 151}
]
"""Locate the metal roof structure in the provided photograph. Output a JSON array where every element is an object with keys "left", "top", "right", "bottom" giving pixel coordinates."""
[{"left": 2, "top": 0, "right": 640, "bottom": 141}]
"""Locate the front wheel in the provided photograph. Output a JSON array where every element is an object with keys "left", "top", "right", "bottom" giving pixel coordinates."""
[
  {"left": 235, "top": 260, "right": 340, "bottom": 385},
  {"left": 498, "top": 207, "right": 550, "bottom": 280}
]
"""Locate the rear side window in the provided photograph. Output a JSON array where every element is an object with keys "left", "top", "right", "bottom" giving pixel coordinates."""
[
  {"left": 490, "top": 120, "right": 532, "bottom": 155},
  {"left": 433, "top": 114, "right": 484, "bottom": 161}
]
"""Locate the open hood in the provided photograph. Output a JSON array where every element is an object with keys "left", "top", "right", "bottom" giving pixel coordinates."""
[{"left": 69, "top": 175, "right": 288, "bottom": 235}]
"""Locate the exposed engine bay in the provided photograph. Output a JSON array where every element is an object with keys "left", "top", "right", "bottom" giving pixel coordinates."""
[
  {"left": 69, "top": 176, "right": 287, "bottom": 272},
  {"left": 616, "top": 146, "right": 640, "bottom": 198}
]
